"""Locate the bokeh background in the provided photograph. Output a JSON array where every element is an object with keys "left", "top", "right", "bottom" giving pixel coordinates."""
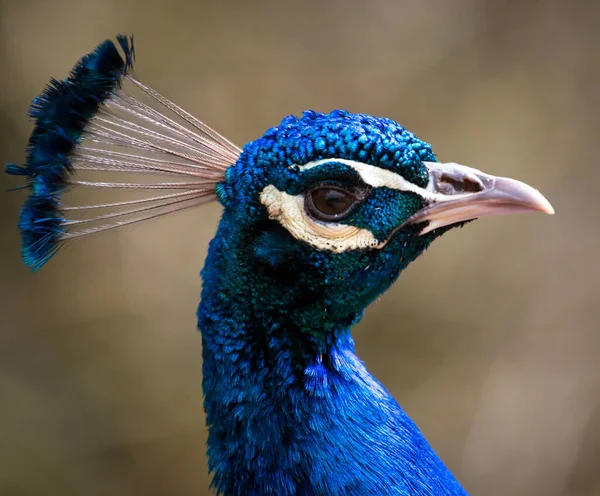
[{"left": 1, "top": 0, "right": 598, "bottom": 494}]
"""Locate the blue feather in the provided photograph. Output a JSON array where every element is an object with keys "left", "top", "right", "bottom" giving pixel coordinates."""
[{"left": 5, "top": 35, "right": 134, "bottom": 271}]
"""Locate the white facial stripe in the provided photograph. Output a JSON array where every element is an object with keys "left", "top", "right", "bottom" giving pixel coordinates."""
[
  {"left": 260, "top": 158, "right": 476, "bottom": 253},
  {"left": 296, "top": 158, "right": 472, "bottom": 203},
  {"left": 260, "top": 185, "right": 379, "bottom": 253}
]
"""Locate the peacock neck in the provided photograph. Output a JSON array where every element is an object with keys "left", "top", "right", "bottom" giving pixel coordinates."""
[{"left": 196, "top": 219, "right": 467, "bottom": 495}]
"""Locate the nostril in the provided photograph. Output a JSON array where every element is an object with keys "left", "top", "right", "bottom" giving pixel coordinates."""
[{"left": 439, "top": 174, "right": 483, "bottom": 194}]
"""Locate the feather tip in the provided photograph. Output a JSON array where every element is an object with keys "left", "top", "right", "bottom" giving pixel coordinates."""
[{"left": 6, "top": 35, "right": 133, "bottom": 270}]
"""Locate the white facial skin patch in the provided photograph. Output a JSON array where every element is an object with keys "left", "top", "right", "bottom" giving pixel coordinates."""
[
  {"left": 259, "top": 158, "right": 441, "bottom": 253},
  {"left": 260, "top": 185, "right": 380, "bottom": 253},
  {"left": 259, "top": 158, "right": 480, "bottom": 253},
  {"left": 260, "top": 159, "right": 436, "bottom": 253}
]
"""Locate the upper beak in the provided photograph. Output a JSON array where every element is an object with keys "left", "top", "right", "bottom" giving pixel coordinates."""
[{"left": 404, "top": 161, "right": 555, "bottom": 235}]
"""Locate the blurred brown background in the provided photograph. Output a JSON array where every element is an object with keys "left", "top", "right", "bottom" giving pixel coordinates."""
[{"left": 0, "top": 0, "right": 598, "bottom": 495}]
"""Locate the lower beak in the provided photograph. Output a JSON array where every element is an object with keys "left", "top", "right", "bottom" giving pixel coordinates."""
[{"left": 404, "top": 162, "right": 555, "bottom": 234}]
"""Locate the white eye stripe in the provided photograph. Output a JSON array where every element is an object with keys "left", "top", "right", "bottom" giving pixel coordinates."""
[
  {"left": 294, "top": 158, "right": 471, "bottom": 203},
  {"left": 259, "top": 158, "right": 468, "bottom": 253},
  {"left": 260, "top": 185, "right": 379, "bottom": 253}
]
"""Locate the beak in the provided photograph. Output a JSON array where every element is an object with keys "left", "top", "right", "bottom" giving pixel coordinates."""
[{"left": 404, "top": 162, "right": 555, "bottom": 235}]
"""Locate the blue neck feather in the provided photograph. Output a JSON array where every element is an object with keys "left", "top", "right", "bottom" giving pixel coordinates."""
[{"left": 198, "top": 211, "right": 467, "bottom": 495}]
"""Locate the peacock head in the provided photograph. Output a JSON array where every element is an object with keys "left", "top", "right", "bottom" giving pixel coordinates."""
[
  {"left": 211, "top": 110, "right": 554, "bottom": 325},
  {"left": 6, "top": 36, "right": 553, "bottom": 331}
]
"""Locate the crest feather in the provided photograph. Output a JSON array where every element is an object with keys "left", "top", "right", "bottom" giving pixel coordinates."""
[{"left": 6, "top": 35, "right": 240, "bottom": 270}]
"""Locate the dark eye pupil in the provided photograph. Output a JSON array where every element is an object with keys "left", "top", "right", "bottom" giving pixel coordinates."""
[
  {"left": 308, "top": 187, "right": 354, "bottom": 220},
  {"left": 313, "top": 189, "right": 351, "bottom": 215}
]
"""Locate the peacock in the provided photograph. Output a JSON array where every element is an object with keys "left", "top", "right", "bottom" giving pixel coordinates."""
[{"left": 6, "top": 36, "right": 554, "bottom": 496}]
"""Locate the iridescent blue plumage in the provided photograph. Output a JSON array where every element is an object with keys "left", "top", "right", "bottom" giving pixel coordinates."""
[
  {"left": 6, "top": 36, "right": 554, "bottom": 495},
  {"left": 199, "top": 111, "right": 467, "bottom": 495},
  {"left": 5, "top": 35, "right": 134, "bottom": 270}
]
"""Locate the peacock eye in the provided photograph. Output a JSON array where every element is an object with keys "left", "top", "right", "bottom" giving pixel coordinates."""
[{"left": 305, "top": 186, "right": 357, "bottom": 222}]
